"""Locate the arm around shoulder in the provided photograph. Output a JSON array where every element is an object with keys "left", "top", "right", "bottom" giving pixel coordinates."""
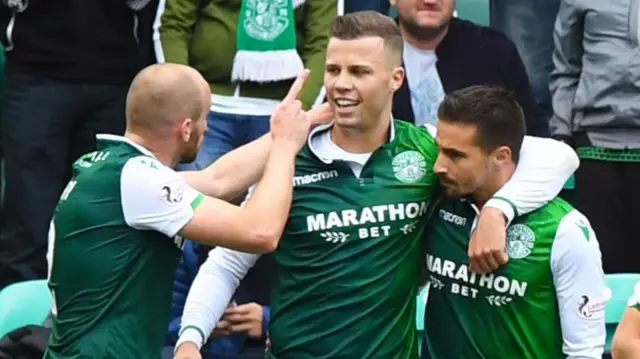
[{"left": 487, "top": 136, "right": 578, "bottom": 221}]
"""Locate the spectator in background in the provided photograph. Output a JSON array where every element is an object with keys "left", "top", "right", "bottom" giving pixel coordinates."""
[
  {"left": 154, "top": 0, "right": 336, "bottom": 176},
  {"left": 490, "top": 0, "right": 559, "bottom": 123},
  {"left": 390, "top": 0, "right": 548, "bottom": 136},
  {"left": 549, "top": 0, "right": 640, "bottom": 274},
  {"left": 164, "top": 241, "right": 273, "bottom": 359},
  {"left": 345, "top": 0, "right": 390, "bottom": 14},
  {"left": 0, "top": 0, "right": 158, "bottom": 289}
]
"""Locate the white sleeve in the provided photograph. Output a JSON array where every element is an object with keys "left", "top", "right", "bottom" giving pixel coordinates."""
[
  {"left": 485, "top": 137, "right": 579, "bottom": 224},
  {"left": 176, "top": 247, "right": 260, "bottom": 350},
  {"left": 120, "top": 156, "right": 204, "bottom": 238},
  {"left": 551, "top": 210, "right": 606, "bottom": 359}
]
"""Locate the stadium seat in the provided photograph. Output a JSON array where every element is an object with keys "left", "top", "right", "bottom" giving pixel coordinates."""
[
  {"left": 0, "top": 279, "right": 52, "bottom": 338},
  {"left": 604, "top": 273, "right": 640, "bottom": 353},
  {"left": 416, "top": 285, "right": 429, "bottom": 357}
]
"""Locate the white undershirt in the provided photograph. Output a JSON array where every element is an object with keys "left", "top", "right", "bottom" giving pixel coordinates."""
[{"left": 310, "top": 130, "right": 371, "bottom": 178}]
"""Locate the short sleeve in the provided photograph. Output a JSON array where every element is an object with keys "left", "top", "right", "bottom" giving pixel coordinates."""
[{"left": 120, "top": 156, "right": 204, "bottom": 238}]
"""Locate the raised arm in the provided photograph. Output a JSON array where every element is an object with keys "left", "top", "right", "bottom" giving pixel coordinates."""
[
  {"left": 123, "top": 73, "right": 311, "bottom": 253},
  {"left": 549, "top": 0, "right": 585, "bottom": 142},
  {"left": 552, "top": 211, "right": 605, "bottom": 359},
  {"left": 174, "top": 248, "right": 261, "bottom": 358},
  {"left": 182, "top": 102, "right": 333, "bottom": 201}
]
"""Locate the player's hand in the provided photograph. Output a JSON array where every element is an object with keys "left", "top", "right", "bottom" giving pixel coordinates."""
[
  {"left": 307, "top": 102, "right": 333, "bottom": 127},
  {"left": 223, "top": 302, "right": 264, "bottom": 338},
  {"left": 270, "top": 69, "right": 311, "bottom": 151},
  {"left": 173, "top": 342, "right": 202, "bottom": 359},
  {"left": 468, "top": 207, "right": 509, "bottom": 274}
]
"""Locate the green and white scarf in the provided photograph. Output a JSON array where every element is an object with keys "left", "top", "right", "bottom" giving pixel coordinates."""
[{"left": 232, "top": 0, "right": 306, "bottom": 83}]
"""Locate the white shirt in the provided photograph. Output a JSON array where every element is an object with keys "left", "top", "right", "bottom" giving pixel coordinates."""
[
  {"left": 176, "top": 124, "right": 580, "bottom": 350},
  {"left": 403, "top": 40, "right": 446, "bottom": 127}
]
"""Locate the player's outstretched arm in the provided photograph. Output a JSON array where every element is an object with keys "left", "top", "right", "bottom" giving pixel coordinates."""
[
  {"left": 552, "top": 211, "right": 605, "bottom": 358},
  {"left": 122, "top": 73, "right": 311, "bottom": 252},
  {"left": 182, "top": 72, "right": 333, "bottom": 201},
  {"left": 180, "top": 76, "right": 312, "bottom": 251},
  {"left": 175, "top": 247, "right": 260, "bottom": 357}
]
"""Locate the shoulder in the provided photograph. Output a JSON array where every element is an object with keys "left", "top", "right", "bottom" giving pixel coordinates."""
[
  {"left": 121, "top": 156, "right": 180, "bottom": 186},
  {"left": 393, "top": 120, "right": 436, "bottom": 140},
  {"left": 550, "top": 207, "right": 601, "bottom": 269},
  {"left": 120, "top": 156, "right": 191, "bottom": 209}
]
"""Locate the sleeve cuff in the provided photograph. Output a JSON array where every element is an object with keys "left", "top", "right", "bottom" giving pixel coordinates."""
[
  {"left": 175, "top": 326, "right": 206, "bottom": 353},
  {"left": 484, "top": 197, "right": 517, "bottom": 226}
]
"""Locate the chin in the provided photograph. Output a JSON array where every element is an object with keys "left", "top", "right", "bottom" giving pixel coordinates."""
[{"left": 334, "top": 115, "right": 364, "bottom": 129}]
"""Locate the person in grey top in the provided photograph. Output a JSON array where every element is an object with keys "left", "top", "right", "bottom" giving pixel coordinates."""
[{"left": 549, "top": 0, "right": 640, "bottom": 274}]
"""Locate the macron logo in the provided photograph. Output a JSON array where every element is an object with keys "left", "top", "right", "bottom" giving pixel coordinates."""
[{"left": 294, "top": 170, "right": 339, "bottom": 187}]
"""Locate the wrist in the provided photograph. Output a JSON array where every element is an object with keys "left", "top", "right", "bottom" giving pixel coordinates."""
[
  {"left": 175, "top": 326, "right": 205, "bottom": 353},
  {"left": 484, "top": 197, "right": 515, "bottom": 225},
  {"left": 270, "top": 141, "right": 301, "bottom": 158}
]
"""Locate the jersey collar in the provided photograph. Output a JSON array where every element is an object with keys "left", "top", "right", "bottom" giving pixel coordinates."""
[
  {"left": 307, "top": 114, "right": 396, "bottom": 164},
  {"left": 96, "top": 134, "right": 157, "bottom": 158}
]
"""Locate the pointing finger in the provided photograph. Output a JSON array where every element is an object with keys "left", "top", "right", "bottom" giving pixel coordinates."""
[{"left": 283, "top": 69, "right": 310, "bottom": 104}]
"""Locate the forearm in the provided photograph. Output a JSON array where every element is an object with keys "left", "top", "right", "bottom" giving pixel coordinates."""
[
  {"left": 242, "top": 143, "right": 297, "bottom": 246},
  {"left": 178, "top": 248, "right": 258, "bottom": 350},
  {"left": 182, "top": 134, "right": 271, "bottom": 200}
]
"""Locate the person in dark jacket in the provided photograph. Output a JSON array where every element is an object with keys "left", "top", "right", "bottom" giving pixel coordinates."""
[
  {"left": 390, "top": 0, "right": 548, "bottom": 137},
  {"left": 164, "top": 240, "right": 272, "bottom": 359}
]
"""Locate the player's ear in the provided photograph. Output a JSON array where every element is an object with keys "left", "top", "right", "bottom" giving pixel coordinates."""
[
  {"left": 492, "top": 145, "right": 512, "bottom": 167},
  {"left": 180, "top": 118, "right": 193, "bottom": 143},
  {"left": 389, "top": 65, "right": 404, "bottom": 93}
]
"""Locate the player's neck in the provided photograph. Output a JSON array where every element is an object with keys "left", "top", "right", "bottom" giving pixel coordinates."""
[
  {"left": 473, "top": 163, "right": 517, "bottom": 208},
  {"left": 330, "top": 113, "right": 392, "bottom": 154},
  {"left": 125, "top": 131, "right": 178, "bottom": 168}
]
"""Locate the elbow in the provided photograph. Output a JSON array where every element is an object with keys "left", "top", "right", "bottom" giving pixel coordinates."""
[
  {"left": 242, "top": 229, "right": 280, "bottom": 254},
  {"left": 254, "top": 232, "right": 280, "bottom": 253},
  {"left": 612, "top": 340, "right": 635, "bottom": 359},
  {"left": 563, "top": 142, "right": 580, "bottom": 173}
]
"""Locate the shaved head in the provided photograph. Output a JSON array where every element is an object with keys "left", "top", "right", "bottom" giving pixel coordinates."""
[
  {"left": 125, "top": 63, "right": 211, "bottom": 164},
  {"left": 126, "top": 63, "right": 210, "bottom": 134}
]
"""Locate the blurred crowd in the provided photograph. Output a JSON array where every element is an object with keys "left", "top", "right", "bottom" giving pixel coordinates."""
[{"left": 0, "top": 0, "right": 639, "bottom": 358}]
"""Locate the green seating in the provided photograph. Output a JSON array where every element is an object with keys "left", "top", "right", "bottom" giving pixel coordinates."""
[
  {"left": 0, "top": 279, "right": 52, "bottom": 338},
  {"left": 604, "top": 273, "right": 640, "bottom": 353}
]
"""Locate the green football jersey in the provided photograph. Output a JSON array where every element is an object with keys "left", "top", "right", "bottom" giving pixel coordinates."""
[
  {"left": 423, "top": 197, "right": 606, "bottom": 359},
  {"left": 45, "top": 135, "right": 203, "bottom": 359},
  {"left": 267, "top": 120, "right": 439, "bottom": 359}
]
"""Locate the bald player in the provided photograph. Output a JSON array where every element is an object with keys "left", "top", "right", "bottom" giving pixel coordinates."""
[{"left": 43, "top": 63, "right": 315, "bottom": 359}]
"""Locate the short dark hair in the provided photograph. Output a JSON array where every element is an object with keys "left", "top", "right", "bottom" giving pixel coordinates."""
[
  {"left": 330, "top": 11, "right": 403, "bottom": 65},
  {"left": 437, "top": 85, "right": 526, "bottom": 161}
]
